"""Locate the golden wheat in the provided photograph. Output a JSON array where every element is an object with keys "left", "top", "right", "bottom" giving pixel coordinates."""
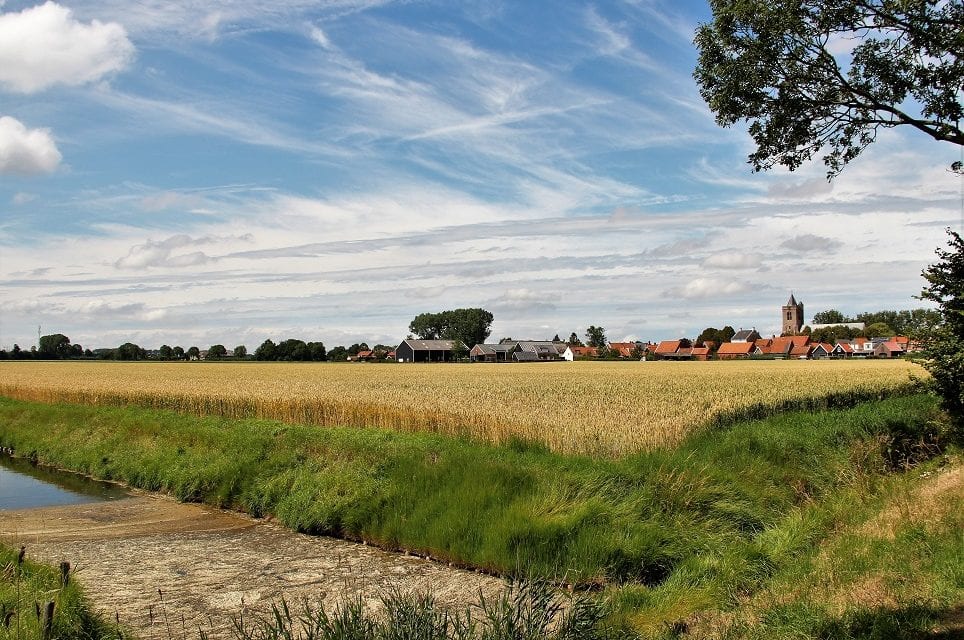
[{"left": 0, "top": 360, "right": 924, "bottom": 455}]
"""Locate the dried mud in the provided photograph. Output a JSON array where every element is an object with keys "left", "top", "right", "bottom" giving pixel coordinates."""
[{"left": 0, "top": 493, "right": 502, "bottom": 638}]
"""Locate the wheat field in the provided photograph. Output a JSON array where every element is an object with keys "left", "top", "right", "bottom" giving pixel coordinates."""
[{"left": 0, "top": 360, "right": 924, "bottom": 455}]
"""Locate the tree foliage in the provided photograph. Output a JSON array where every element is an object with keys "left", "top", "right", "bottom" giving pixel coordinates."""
[
  {"left": 254, "top": 338, "right": 326, "bottom": 361},
  {"left": 115, "top": 342, "right": 146, "bottom": 361},
  {"left": 812, "top": 309, "right": 847, "bottom": 325},
  {"left": 207, "top": 344, "right": 228, "bottom": 360},
  {"left": 696, "top": 326, "right": 735, "bottom": 348},
  {"left": 584, "top": 325, "right": 608, "bottom": 349},
  {"left": 918, "top": 229, "right": 964, "bottom": 425},
  {"left": 695, "top": 0, "right": 964, "bottom": 178},
  {"left": 409, "top": 308, "right": 494, "bottom": 348},
  {"left": 38, "top": 333, "right": 73, "bottom": 358}
]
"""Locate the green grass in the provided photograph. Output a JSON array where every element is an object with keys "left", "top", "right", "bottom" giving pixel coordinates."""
[
  {"left": 0, "top": 544, "right": 125, "bottom": 640},
  {"left": 0, "top": 393, "right": 959, "bottom": 637}
]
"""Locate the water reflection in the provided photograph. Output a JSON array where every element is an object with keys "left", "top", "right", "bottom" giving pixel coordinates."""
[{"left": 0, "top": 455, "right": 127, "bottom": 510}]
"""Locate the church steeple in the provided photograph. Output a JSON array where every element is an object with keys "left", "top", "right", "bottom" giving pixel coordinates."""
[{"left": 782, "top": 293, "right": 804, "bottom": 335}]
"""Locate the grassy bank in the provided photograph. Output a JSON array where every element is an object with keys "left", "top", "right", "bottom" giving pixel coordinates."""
[
  {"left": 0, "top": 544, "right": 124, "bottom": 640},
  {"left": 0, "top": 393, "right": 957, "bottom": 586}
]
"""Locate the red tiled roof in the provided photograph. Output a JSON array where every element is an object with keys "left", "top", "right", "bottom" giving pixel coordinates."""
[
  {"left": 717, "top": 342, "right": 754, "bottom": 355},
  {"left": 655, "top": 340, "right": 681, "bottom": 354},
  {"left": 893, "top": 336, "right": 910, "bottom": 345},
  {"left": 690, "top": 347, "right": 709, "bottom": 356},
  {"left": 569, "top": 346, "right": 598, "bottom": 357},
  {"left": 789, "top": 345, "right": 811, "bottom": 356}
]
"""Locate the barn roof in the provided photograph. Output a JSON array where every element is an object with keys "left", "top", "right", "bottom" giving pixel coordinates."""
[{"left": 401, "top": 339, "right": 457, "bottom": 350}]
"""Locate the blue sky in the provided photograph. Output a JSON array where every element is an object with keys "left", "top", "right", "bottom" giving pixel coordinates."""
[{"left": 1, "top": 0, "right": 961, "bottom": 351}]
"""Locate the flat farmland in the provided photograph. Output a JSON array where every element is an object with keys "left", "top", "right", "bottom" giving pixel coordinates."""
[{"left": 0, "top": 360, "right": 924, "bottom": 455}]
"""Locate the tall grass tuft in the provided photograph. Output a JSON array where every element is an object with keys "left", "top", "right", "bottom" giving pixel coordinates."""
[{"left": 229, "top": 579, "right": 610, "bottom": 640}]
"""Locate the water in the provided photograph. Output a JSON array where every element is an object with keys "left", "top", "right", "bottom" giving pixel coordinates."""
[{"left": 0, "top": 455, "right": 128, "bottom": 510}]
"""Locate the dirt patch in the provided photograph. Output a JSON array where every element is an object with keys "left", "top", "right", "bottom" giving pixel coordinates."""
[{"left": 0, "top": 493, "right": 502, "bottom": 638}]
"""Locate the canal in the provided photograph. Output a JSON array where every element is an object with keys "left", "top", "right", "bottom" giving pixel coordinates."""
[{"left": 0, "top": 455, "right": 128, "bottom": 510}]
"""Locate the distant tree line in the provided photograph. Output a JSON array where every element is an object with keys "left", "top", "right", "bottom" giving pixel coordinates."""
[{"left": 806, "top": 308, "right": 940, "bottom": 343}]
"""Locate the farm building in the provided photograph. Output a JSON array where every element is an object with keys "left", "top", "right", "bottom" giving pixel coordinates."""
[
  {"left": 470, "top": 343, "right": 519, "bottom": 362},
  {"left": 395, "top": 339, "right": 458, "bottom": 363},
  {"left": 516, "top": 341, "right": 566, "bottom": 360}
]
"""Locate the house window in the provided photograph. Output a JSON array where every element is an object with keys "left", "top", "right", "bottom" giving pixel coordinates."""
[{"left": 787, "top": 311, "right": 791, "bottom": 320}]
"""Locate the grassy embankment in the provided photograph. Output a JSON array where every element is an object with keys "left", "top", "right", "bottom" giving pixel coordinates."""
[
  {"left": 0, "top": 544, "right": 124, "bottom": 640},
  {"left": 0, "top": 393, "right": 960, "bottom": 637}
]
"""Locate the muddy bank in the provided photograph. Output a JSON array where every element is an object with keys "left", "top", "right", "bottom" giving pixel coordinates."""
[{"left": 0, "top": 493, "right": 502, "bottom": 638}]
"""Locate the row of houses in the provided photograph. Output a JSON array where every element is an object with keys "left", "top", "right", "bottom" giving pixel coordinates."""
[
  {"left": 392, "top": 333, "right": 914, "bottom": 363},
  {"left": 650, "top": 334, "right": 912, "bottom": 360}
]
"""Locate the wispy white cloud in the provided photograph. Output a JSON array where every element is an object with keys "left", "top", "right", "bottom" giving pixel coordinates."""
[
  {"left": 0, "top": 2, "right": 133, "bottom": 93},
  {"left": 12, "top": 191, "right": 36, "bottom": 205}
]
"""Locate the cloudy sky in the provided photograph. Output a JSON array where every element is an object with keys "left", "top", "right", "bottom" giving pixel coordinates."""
[{"left": 1, "top": 0, "right": 961, "bottom": 351}]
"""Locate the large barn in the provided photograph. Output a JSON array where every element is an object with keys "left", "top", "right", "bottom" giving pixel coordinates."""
[{"left": 395, "top": 339, "right": 458, "bottom": 363}]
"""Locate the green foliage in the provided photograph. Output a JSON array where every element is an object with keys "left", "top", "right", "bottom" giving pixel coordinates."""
[
  {"left": 114, "top": 342, "right": 146, "bottom": 361},
  {"left": 919, "top": 229, "right": 964, "bottom": 427},
  {"left": 695, "top": 0, "right": 964, "bottom": 178},
  {"left": 231, "top": 579, "right": 610, "bottom": 640},
  {"left": 38, "top": 334, "right": 73, "bottom": 359},
  {"left": 696, "top": 326, "right": 735, "bottom": 348},
  {"left": 0, "top": 544, "right": 125, "bottom": 640},
  {"left": 254, "top": 338, "right": 327, "bottom": 361},
  {"left": 208, "top": 344, "right": 228, "bottom": 359},
  {"left": 809, "top": 325, "right": 859, "bottom": 344},
  {"left": 584, "top": 326, "right": 607, "bottom": 349},
  {"left": 812, "top": 309, "right": 846, "bottom": 325},
  {"left": 0, "top": 394, "right": 948, "bottom": 592},
  {"left": 233, "top": 345, "right": 247, "bottom": 359},
  {"left": 409, "top": 309, "right": 494, "bottom": 349}
]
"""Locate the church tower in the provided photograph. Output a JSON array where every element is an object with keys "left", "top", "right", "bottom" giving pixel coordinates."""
[{"left": 782, "top": 293, "right": 804, "bottom": 335}]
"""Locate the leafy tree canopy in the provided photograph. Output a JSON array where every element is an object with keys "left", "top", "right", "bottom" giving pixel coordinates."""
[
  {"left": 584, "top": 325, "right": 608, "bottom": 349},
  {"left": 208, "top": 344, "right": 228, "bottom": 359},
  {"left": 38, "top": 333, "right": 73, "bottom": 358},
  {"left": 918, "top": 229, "right": 964, "bottom": 425},
  {"left": 695, "top": 0, "right": 964, "bottom": 178},
  {"left": 696, "top": 326, "right": 735, "bottom": 347},
  {"left": 409, "top": 308, "right": 494, "bottom": 348},
  {"left": 812, "top": 309, "right": 847, "bottom": 325}
]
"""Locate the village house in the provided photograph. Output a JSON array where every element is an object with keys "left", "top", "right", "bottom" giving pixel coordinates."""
[
  {"left": 563, "top": 345, "right": 599, "bottom": 361},
  {"left": 607, "top": 342, "right": 639, "bottom": 358},
  {"left": 731, "top": 329, "right": 761, "bottom": 343},
  {"left": 717, "top": 342, "right": 754, "bottom": 359},
  {"left": 653, "top": 340, "right": 682, "bottom": 359},
  {"left": 874, "top": 340, "right": 906, "bottom": 358}
]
